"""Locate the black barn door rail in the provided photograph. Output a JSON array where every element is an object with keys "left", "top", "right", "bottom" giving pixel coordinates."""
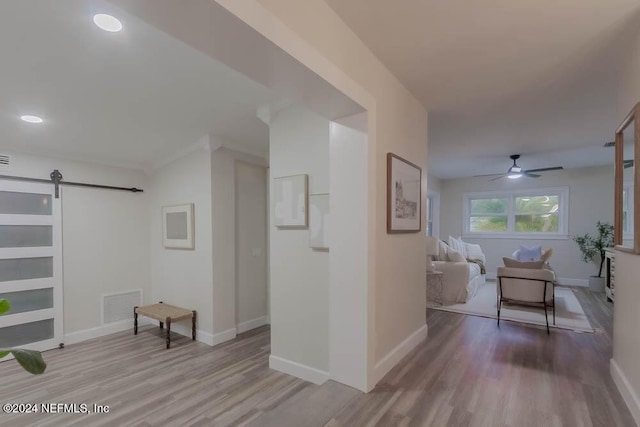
[{"left": 0, "top": 169, "right": 143, "bottom": 198}]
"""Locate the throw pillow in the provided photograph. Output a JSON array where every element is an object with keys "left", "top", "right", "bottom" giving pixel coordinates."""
[
  {"left": 449, "top": 236, "right": 467, "bottom": 259},
  {"left": 437, "top": 240, "right": 449, "bottom": 261},
  {"left": 541, "top": 248, "right": 553, "bottom": 262},
  {"left": 465, "top": 242, "right": 484, "bottom": 262},
  {"left": 503, "top": 257, "right": 545, "bottom": 269},
  {"left": 448, "top": 249, "right": 467, "bottom": 263},
  {"left": 516, "top": 245, "right": 542, "bottom": 261}
]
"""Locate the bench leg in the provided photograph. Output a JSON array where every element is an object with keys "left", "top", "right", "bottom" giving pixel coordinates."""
[
  {"left": 134, "top": 306, "right": 138, "bottom": 335},
  {"left": 166, "top": 317, "right": 171, "bottom": 349},
  {"left": 192, "top": 310, "right": 197, "bottom": 341}
]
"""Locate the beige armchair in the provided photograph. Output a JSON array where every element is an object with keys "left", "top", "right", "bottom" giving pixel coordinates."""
[{"left": 496, "top": 267, "right": 556, "bottom": 334}]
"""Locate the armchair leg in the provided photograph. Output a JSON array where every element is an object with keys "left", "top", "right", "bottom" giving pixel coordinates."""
[
  {"left": 497, "top": 298, "right": 502, "bottom": 328},
  {"left": 553, "top": 298, "right": 556, "bottom": 325},
  {"left": 544, "top": 304, "right": 550, "bottom": 335}
]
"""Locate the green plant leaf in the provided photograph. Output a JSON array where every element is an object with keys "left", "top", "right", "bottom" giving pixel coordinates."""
[
  {"left": 0, "top": 299, "right": 10, "bottom": 315},
  {"left": 10, "top": 349, "right": 46, "bottom": 374}
]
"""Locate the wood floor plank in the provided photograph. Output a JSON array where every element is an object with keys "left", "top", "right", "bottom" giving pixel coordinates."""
[{"left": 0, "top": 289, "right": 634, "bottom": 426}]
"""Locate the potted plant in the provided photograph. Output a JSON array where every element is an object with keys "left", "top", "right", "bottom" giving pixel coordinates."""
[
  {"left": 0, "top": 299, "right": 46, "bottom": 374},
  {"left": 573, "top": 221, "right": 614, "bottom": 292}
]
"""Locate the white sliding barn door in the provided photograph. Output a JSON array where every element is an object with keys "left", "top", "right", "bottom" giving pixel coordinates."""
[{"left": 0, "top": 181, "right": 63, "bottom": 351}]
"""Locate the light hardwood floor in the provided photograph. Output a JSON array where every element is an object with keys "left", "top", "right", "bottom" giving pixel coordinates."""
[{"left": 0, "top": 288, "right": 634, "bottom": 426}]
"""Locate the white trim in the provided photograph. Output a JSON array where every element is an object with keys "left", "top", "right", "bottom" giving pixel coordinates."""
[
  {"left": 237, "top": 315, "right": 269, "bottom": 334},
  {"left": 556, "top": 278, "right": 589, "bottom": 287},
  {"left": 0, "top": 308, "right": 55, "bottom": 327},
  {"left": 0, "top": 215, "right": 53, "bottom": 225},
  {"left": 463, "top": 187, "right": 569, "bottom": 238},
  {"left": 462, "top": 233, "right": 569, "bottom": 240},
  {"left": 373, "top": 324, "right": 428, "bottom": 385},
  {"left": 269, "top": 354, "right": 329, "bottom": 385},
  {"left": 0, "top": 278, "right": 53, "bottom": 293},
  {"left": 150, "top": 136, "right": 211, "bottom": 172},
  {"left": 64, "top": 318, "right": 152, "bottom": 346},
  {"left": 486, "top": 273, "right": 588, "bottom": 287},
  {"left": 611, "top": 358, "right": 640, "bottom": 426},
  {"left": 0, "top": 246, "right": 54, "bottom": 259},
  {"left": 427, "top": 190, "right": 440, "bottom": 238},
  {"left": 136, "top": 318, "right": 234, "bottom": 347}
]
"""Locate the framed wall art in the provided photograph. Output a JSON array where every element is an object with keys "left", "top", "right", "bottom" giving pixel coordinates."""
[
  {"left": 387, "top": 153, "right": 422, "bottom": 233},
  {"left": 274, "top": 174, "right": 308, "bottom": 228},
  {"left": 162, "top": 203, "right": 194, "bottom": 249},
  {"left": 309, "top": 193, "right": 329, "bottom": 249}
]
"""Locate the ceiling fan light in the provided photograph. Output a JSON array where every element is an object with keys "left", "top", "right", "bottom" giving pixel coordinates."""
[{"left": 507, "top": 173, "right": 522, "bottom": 179}]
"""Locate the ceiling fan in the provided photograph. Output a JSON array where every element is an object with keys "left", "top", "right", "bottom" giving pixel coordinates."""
[{"left": 475, "top": 154, "right": 564, "bottom": 181}]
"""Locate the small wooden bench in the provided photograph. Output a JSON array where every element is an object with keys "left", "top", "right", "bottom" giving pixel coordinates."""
[{"left": 134, "top": 302, "right": 196, "bottom": 348}]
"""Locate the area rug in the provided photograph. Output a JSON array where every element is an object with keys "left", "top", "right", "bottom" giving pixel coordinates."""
[{"left": 429, "top": 281, "right": 595, "bottom": 333}]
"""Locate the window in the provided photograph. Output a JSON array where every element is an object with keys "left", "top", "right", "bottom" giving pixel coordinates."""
[
  {"left": 623, "top": 185, "right": 634, "bottom": 236},
  {"left": 463, "top": 187, "right": 568, "bottom": 238},
  {"left": 426, "top": 191, "right": 439, "bottom": 237}
]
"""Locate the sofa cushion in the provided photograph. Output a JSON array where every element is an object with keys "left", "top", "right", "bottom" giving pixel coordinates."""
[
  {"left": 449, "top": 236, "right": 467, "bottom": 259},
  {"left": 436, "top": 240, "right": 449, "bottom": 261},
  {"left": 515, "top": 245, "right": 542, "bottom": 261},
  {"left": 465, "top": 242, "right": 485, "bottom": 262},
  {"left": 503, "top": 257, "right": 545, "bottom": 269},
  {"left": 448, "top": 249, "right": 467, "bottom": 263}
]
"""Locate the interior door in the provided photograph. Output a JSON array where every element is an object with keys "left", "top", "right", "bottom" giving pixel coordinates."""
[{"left": 0, "top": 181, "right": 63, "bottom": 351}]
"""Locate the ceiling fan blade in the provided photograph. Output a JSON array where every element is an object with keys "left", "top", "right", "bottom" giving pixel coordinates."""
[
  {"left": 524, "top": 166, "right": 564, "bottom": 173},
  {"left": 524, "top": 172, "right": 541, "bottom": 178},
  {"left": 624, "top": 159, "right": 634, "bottom": 168},
  {"left": 473, "top": 173, "right": 505, "bottom": 177},
  {"left": 488, "top": 175, "right": 506, "bottom": 182}
]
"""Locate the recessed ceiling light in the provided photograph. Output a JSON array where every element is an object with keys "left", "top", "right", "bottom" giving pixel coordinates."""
[
  {"left": 93, "top": 14, "right": 122, "bottom": 32},
  {"left": 20, "top": 115, "right": 43, "bottom": 124}
]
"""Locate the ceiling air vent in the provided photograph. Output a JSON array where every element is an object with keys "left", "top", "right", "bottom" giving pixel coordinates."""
[{"left": 0, "top": 154, "right": 10, "bottom": 170}]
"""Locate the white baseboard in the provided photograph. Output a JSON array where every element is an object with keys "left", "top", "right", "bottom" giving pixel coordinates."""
[
  {"left": 373, "top": 324, "right": 428, "bottom": 385},
  {"left": 237, "top": 315, "right": 270, "bottom": 333},
  {"left": 486, "top": 272, "right": 588, "bottom": 287},
  {"left": 64, "top": 318, "right": 151, "bottom": 345},
  {"left": 211, "top": 327, "right": 237, "bottom": 346},
  {"left": 557, "top": 277, "right": 588, "bottom": 287},
  {"left": 611, "top": 358, "right": 640, "bottom": 426},
  {"left": 269, "top": 354, "right": 329, "bottom": 385},
  {"left": 147, "top": 319, "right": 237, "bottom": 347}
]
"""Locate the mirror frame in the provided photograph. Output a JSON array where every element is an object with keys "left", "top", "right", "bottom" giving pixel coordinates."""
[{"left": 615, "top": 102, "right": 640, "bottom": 253}]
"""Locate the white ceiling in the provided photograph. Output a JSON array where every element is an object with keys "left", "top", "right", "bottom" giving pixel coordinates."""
[
  {"left": 327, "top": 0, "right": 640, "bottom": 179},
  {"left": 0, "top": 0, "right": 280, "bottom": 170}
]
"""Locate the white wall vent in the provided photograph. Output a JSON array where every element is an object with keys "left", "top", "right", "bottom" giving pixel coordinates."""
[
  {"left": 102, "top": 290, "right": 142, "bottom": 324},
  {"left": 0, "top": 154, "right": 10, "bottom": 171}
]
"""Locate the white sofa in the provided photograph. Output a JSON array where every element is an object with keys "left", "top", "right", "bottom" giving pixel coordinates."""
[{"left": 432, "top": 239, "right": 486, "bottom": 303}]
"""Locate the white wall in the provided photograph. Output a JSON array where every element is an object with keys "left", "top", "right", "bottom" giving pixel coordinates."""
[
  {"left": 268, "top": 104, "right": 331, "bottom": 382},
  {"left": 428, "top": 174, "right": 441, "bottom": 194},
  {"left": 329, "top": 114, "right": 369, "bottom": 391},
  {"left": 611, "top": 23, "right": 640, "bottom": 427},
  {"left": 440, "top": 165, "right": 614, "bottom": 284},
  {"left": 211, "top": 145, "right": 269, "bottom": 339},
  {"left": 1, "top": 151, "right": 150, "bottom": 339},
  {"left": 235, "top": 160, "right": 268, "bottom": 331},
  {"left": 149, "top": 146, "right": 214, "bottom": 342},
  {"left": 214, "top": 0, "right": 428, "bottom": 390}
]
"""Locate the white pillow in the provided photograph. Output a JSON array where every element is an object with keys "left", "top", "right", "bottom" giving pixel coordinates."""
[
  {"left": 516, "top": 245, "right": 542, "bottom": 261},
  {"left": 437, "top": 240, "right": 449, "bottom": 261},
  {"left": 447, "top": 248, "right": 467, "bottom": 263},
  {"left": 448, "top": 236, "right": 467, "bottom": 259},
  {"left": 465, "top": 243, "right": 485, "bottom": 262}
]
